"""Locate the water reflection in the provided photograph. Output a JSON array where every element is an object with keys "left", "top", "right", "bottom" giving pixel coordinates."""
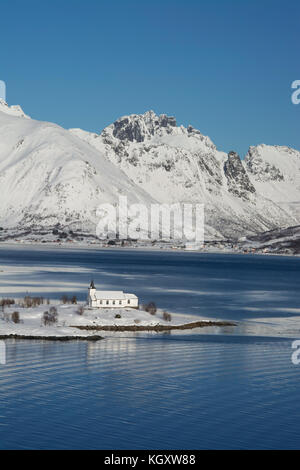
[
  {"left": 0, "top": 248, "right": 300, "bottom": 449},
  {"left": 0, "top": 335, "right": 299, "bottom": 450}
]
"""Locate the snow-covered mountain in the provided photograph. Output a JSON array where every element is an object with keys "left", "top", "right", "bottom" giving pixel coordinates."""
[
  {"left": 0, "top": 101, "right": 299, "bottom": 240},
  {"left": 0, "top": 100, "right": 154, "bottom": 233},
  {"left": 245, "top": 144, "right": 300, "bottom": 219},
  {"left": 70, "top": 111, "right": 300, "bottom": 239}
]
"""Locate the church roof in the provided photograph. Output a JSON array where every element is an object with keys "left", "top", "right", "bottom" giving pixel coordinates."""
[{"left": 92, "top": 290, "right": 138, "bottom": 300}]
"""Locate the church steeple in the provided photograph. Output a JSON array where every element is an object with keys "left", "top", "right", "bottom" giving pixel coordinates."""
[{"left": 88, "top": 280, "right": 96, "bottom": 307}]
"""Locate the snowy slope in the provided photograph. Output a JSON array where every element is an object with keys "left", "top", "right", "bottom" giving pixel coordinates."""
[
  {"left": 70, "top": 111, "right": 299, "bottom": 238},
  {"left": 245, "top": 144, "right": 300, "bottom": 219},
  {"left": 0, "top": 101, "right": 299, "bottom": 240},
  {"left": 0, "top": 101, "right": 154, "bottom": 232}
]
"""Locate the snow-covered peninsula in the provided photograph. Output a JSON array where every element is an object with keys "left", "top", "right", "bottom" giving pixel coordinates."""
[{"left": 0, "top": 301, "right": 234, "bottom": 340}]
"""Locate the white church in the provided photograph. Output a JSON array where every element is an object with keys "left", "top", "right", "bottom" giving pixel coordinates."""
[{"left": 88, "top": 281, "right": 139, "bottom": 309}]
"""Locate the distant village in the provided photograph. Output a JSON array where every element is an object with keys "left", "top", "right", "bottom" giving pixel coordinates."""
[{"left": 0, "top": 226, "right": 296, "bottom": 255}]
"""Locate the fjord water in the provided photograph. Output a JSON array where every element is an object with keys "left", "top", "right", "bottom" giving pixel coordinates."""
[{"left": 0, "top": 246, "right": 300, "bottom": 449}]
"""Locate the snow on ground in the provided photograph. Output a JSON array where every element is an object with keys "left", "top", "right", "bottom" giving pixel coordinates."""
[{"left": 0, "top": 302, "right": 204, "bottom": 339}]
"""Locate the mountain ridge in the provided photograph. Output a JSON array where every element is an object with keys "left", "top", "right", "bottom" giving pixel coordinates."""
[
  {"left": 70, "top": 110, "right": 300, "bottom": 238},
  {"left": 0, "top": 102, "right": 299, "bottom": 240}
]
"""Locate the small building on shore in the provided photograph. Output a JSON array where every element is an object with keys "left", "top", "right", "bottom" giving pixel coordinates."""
[
  {"left": 88, "top": 281, "right": 139, "bottom": 308},
  {"left": 184, "top": 242, "right": 204, "bottom": 251}
]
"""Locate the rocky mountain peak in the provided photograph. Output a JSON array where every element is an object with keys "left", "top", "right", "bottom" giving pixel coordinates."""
[
  {"left": 0, "top": 100, "right": 30, "bottom": 119},
  {"left": 110, "top": 111, "right": 178, "bottom": 143},
  {"left": 245, "top": 145, "right": 285, "bottom": 182},
  {"left": 0, "top": 102, "right": 299, "bottom": 240},
  {"left": 224, "top": 151, "right": 256, "bottom": 199}
]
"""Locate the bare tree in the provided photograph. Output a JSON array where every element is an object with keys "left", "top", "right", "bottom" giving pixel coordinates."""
[
  {"left": 144, "top": 302, "right": 157, "bottom": 315},
  {"left": 163, "top": 311, "right": 172, "bottom": 322},
  {"left": 0, "top": 298, "right": 15, "bottom": 310},
  {"left": 43, "top": 309, "right": 58, "bottom": 326},
  {"left": 77, "top": 306, "right": 84, "bottom": 315},
  {"left": 61, "top": 295, "right": 69, "bottom": 304},
  {"left": 11, "top": 312, "right": 20, "bottom": 324}
]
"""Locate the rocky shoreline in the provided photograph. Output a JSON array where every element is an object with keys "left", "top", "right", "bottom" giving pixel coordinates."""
[
  {"left": 0, "top": 333, "right": 103, "bottom": 341},
  {"left": 0, "top": 321, "right": 236, "bottom": 340},
  {"left": 72, "top": 320, "right": 236, "bottom": 332}
]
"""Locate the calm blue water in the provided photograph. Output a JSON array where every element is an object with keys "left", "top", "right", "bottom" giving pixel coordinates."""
[
  {"left": 0, "top": 246, "right": 299, "bottom": 321},
  {"left": 0, "top": 247, "right": 300, "bottom": 449}
]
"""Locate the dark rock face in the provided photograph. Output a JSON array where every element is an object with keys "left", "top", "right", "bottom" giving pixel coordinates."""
[
  {"left": 112, "top": 112, "right": 177, "bottom": 143},
  {"left": 113, "top": 117, "right": 145, "bottom": 143},
  {"left": 224, "top": 151, "right": 256, "bottom": 198},
  {"left": 245, "top": 147, "right": 284, "bottom": 182},
  {"left": 159, "top": 114, "right": 176, "bottom": 128}
]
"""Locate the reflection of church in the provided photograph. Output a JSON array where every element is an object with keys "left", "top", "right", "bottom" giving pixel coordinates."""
[{"left": 87, "top": 336, "right": 137, "bottom": 362}]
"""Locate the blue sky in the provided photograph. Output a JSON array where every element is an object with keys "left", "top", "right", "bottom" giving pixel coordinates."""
[{"left": 1, "top": 0, "right": 299, "bottom": 156}]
